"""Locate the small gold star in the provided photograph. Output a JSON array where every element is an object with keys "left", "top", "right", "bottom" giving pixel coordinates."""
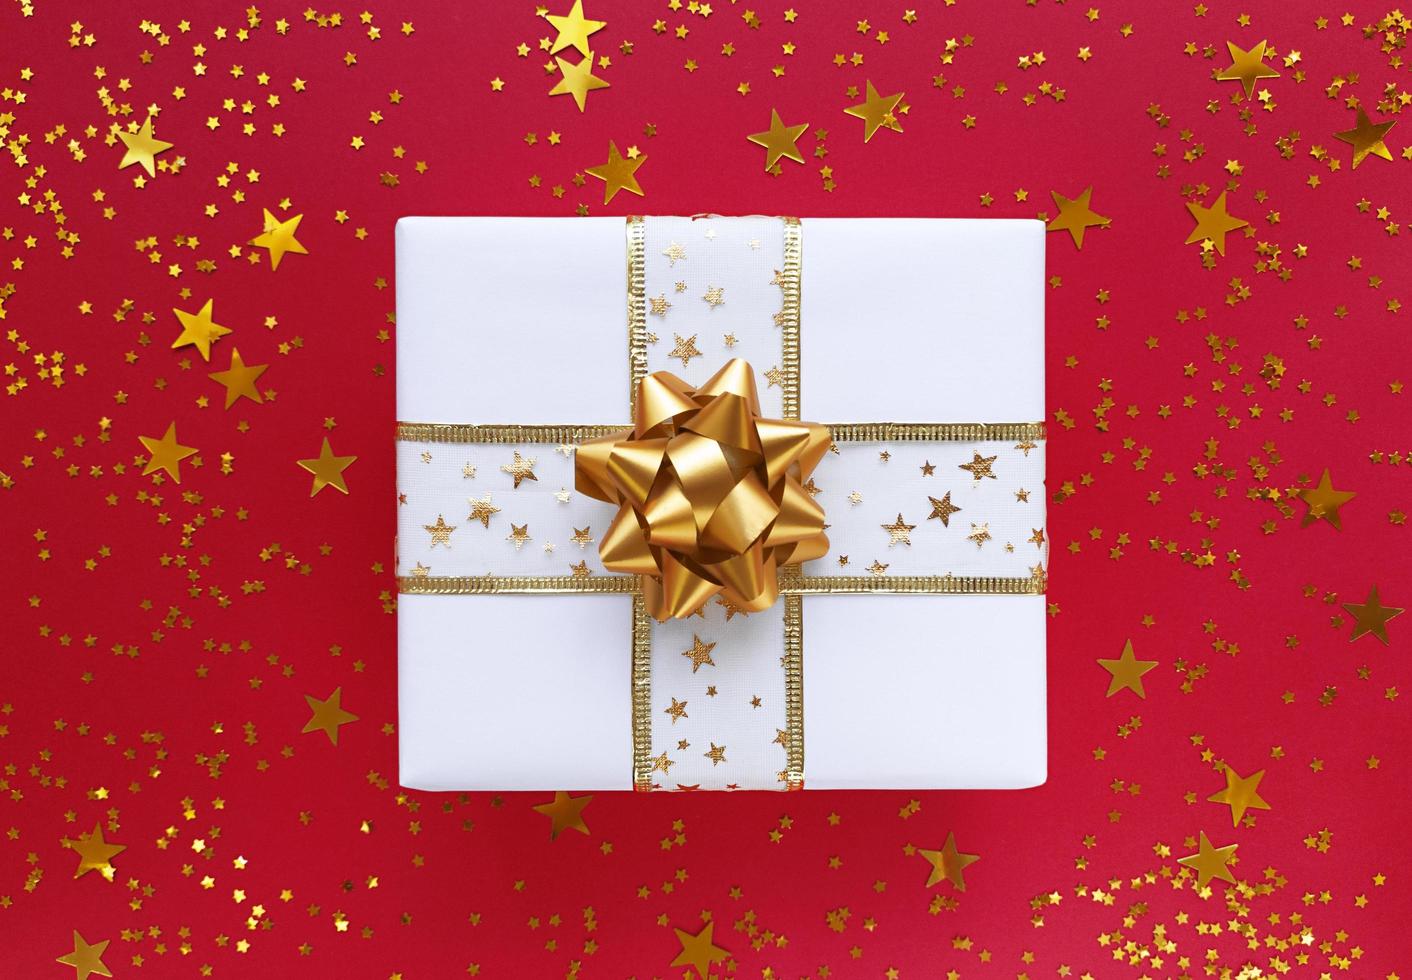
[
  {"left": 662, "top": 241, "right": 687, "bottom": 264},
  {"left": 1015, "top": 488, "right": 1030, "bottom": 502},
  {"left": 500, "top": 451, "right": 539, "bottom": 488},
  {"left": 927, "top": 492, "right": 961, "bottom": 527},
  {"left": 649, "top": 750, "right": 675, "bottom": 773},
  {"left": 507, "top": 523, "right": 531, "bottom": 550},
  {"left": 669, "top": 333, "right": 703, "bottom": 366},
  {"left": 967, "top": 522, "right": 992, "bottom": 548},
  {"left": 569, "top": 559, "right": 591, "bottom": 578},
  {"left": 763, "top": 365, "right": 785, "bottom": 387},
  {"left": 704, "top": 742, "right": 727, "bottom": 766},
  {"left": 702, "top": 285, "right": 725, "bottom": 308},
  {"left": 649, "top": 294, "right": 672, "bottom": 316},
  {"left": 920, "top": 460, "right": 936, "bottom": 475},
  {"left": 958, "top": 451, "right": 998, "bottom": 481},
  {"left": 881, "top": 513, "right": 916, "bottom": 546},
  {"left": 681, "top": 634, "right": 717, "bottom": 672},
  {"left": 571, "top": 526, "right": 594, "bottom": 549},
  {"left": 868, "top": 560, "right": 889, "bottom": 576},
  {"left": 423, "top": 515, "right": 456, "bottom": 548},
  {"left": 1028, "top": 527, "right": 1046, "bottom": 549},
  {"left": 467, "top": 493, "right": 500, "bottom": 528},
  {"left": 462, "top": 463, "right": 477, "bottom": 479}
]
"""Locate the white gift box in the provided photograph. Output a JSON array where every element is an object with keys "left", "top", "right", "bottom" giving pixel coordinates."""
[{"left": 396, "top": 216, "right": 1047, "bottom": 791}]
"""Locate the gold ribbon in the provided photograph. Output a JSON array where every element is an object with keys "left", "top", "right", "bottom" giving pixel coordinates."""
[{"left": 575, "top": 358, "right": 831, "bottom": 620}]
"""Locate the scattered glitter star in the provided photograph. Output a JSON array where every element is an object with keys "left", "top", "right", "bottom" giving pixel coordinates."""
[
  {"left": 649, "top": 294, "right": 672, "bottom": 316},
  {"left": 664, "top": 697, "right": 688, "bottom": 723}
]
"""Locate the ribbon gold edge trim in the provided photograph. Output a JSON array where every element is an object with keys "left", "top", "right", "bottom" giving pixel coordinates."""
[
  {"left": 395, "top": 421, "right": 1048, "bottom": 444},
  {"left": 783, "top": 594, "right": 804, "bottom": 790},
  {"left": 631, "top": 594, "right": 653, "bottom": 791},
  {"left": 781, "top": 216, "right": 802, "bottom": 422},
  {"left": 396, "top": 574, "right": 1045, "bottom": 595}
]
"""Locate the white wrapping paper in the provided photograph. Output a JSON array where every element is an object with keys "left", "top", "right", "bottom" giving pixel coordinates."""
[{"left": 396, "top": 216, "right": 1047, "bottom": 790}]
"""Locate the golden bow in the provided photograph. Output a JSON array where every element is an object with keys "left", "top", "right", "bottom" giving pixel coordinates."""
[{"left": 575, "top": 359, "right": 832, "bottom": 620}]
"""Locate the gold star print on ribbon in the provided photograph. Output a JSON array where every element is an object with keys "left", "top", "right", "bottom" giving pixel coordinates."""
[
  {"left": 1098, "top": 639, "right": 1158, "bottom": 698},
  {"left": 670, "top": 921, "right": 730, "bottom": 979},
  {"left": 918, "top": 832, "right": 980, "bottom": 890},
  {"left": 302, "top": 687, "right": 359, "bottom": 744},
  {"left": 1046, "top": 186, "right": 1111, "bottom": 249},
  {"left": 208, "top": 348, "right": 268, "bottom": 408},
  {"left": 250, "top": 208, "right": 308, "bottom": 271},
  {"left": 115, "top": 113, "right": 173, "bottom": 177},
  {"left": 1178, "top": 831, "right": 1238, "bottom": 888},
  {"left": 844, "top": 80, "right": 904, "bottom": 141},
  {"left": 138, "top": 423, "right": 198, "bottom": 483},
  {"left": 423, "top": 515, "right": 456, "bottom": 548},
  {"left": 467, "top": 493, "right": 500, "bottom": 528},
  {"left": 56, "top": 931, "right": 113, "bottom": 980},
  {"left": 500, "top": 451, "right": 538, "bottom": 488},
  {"left": 958, "top": 451, "right": 997, "bottom": 481},
  {"left": 66, "top": 823, "right": 126, "bottom": 880},
  {"left": 881, "top": 514, "right": 915, "bottom": 546},
  {"left": 585, "top": 140, "right": 646, "bottom": 204},
  {"left": 171, "top": 298, "right": 232, "bottom": 361},
  {"left": 1208, "top": 765, "right": 1271, "bottom": 826},
  {"left": 1184, "top": 191, "right": 1248, "bottom": 256},
  {"left": 297, "top": 438, "right": 357, "bottom": 496},
  {"left": 747, "top": 108, "right": 809, "bottom": 170},
  {"left": 681, "top": 634, "right": 717, "bottom": 672},
  {"left": 927, "top": 491, "right": 961, "bottom": 527},
  {"left": 1334, "top": 107, "right": 1396, "bottom": 169},
  {"left": 1342, "top": 586, "right": 1403, "bottom": 644},
  {"left": 1214, "top": 39, "right": 1280, "bottom": 97},
  {"left": 532, "top": 791, "right": 592, "bottom": 839}
]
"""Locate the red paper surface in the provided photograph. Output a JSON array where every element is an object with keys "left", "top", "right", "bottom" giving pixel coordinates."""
[{"left": 3, "top": 1, "right": 1409, "bottom": 976}]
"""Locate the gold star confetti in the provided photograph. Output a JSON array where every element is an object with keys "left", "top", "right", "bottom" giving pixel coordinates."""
[
  {"left": 548, "top": 50, "right": 609, "bottom": 112},
  {"left": 116, "top": 114, "right": 173, "bottom": 177},
  {"left": 1342, "top": 586, "right": 1403, "bottom": 644},
  {"left": 958, "top": 451, "right": 997, "bottom": 481},
  {"left": 585, "top": 140, "right": 646, "bottom": 204},
  {"left": 208, "top": 348, "right": 268, "bottom": 408},
  {"left": 1334, "top": 107, "right": 1395, "bottom": 169},
  {"left": 302, "top": 687, "right": 358, "bottom": 744},
  {"left": 532, "top": 791, "right": 592, "bottom": 839},
  {"left": 545, "top": 0, "right": 605, "bottom": 57},
  {"left": 669, "top": 333, "right": 703, "bottom": 366},
  {"left": 1046, "top": 187, "right": 1110, "bottom": 249},
  {"left": 250, "top": 208, "right": 308, "bottom": 271},
  {"left": 1298, "top": 468, "right": 1355, "bottom": 529},
  {"left": 926, "top": 492, "right": 961, "bottom": 527},
  {"left": 671, "top": 922, "right": 730, "bottom": 978},
  {"left": 56, "top": 931, "right": 113, "bottom": 980},
  {"left": 423, "top": 515, "right": 456, "bottom": 548},
  {"left": 1208, "top": 766, "right": 1271, "bottom": 826},
  {"left": 1184, "top": 191, "right": 1248, "bottom": 256},
  {"left": 67, "top": 824, "right": 126, "bottom": 880},
  {"left": 138, "top": 423, "right": 198, "bottom": 484},
  {"left": 919, "top": 832, "right": 980, "bottom": 890},
  {"left": 506, "top": 523, "right": 531, "bottom": 550},
  {"left": 467, "top": 493, "right": 500, "bottom": 528},
  {"left": 881, "top": 513, "right": 916, "bottom": 546},
  {"left": 1098, "top": 639, "right": 1158, "bottom": 698},
  {"left": 171, "top": 298, "right": 232, "bottom": 361},
  {"left": 1214, "top": 40, "right": 1280, "bottom": 98},
  {"left": 844, "top": 80, "right": 904, "bottom": 141},
  {"left": 746, "top": 108, "right": 809, "bottom": 169},
  {"left": 297, "top": 438, "right": 356, "bottom": 496},
  {"left": 1178, "top": 832, "right": 1238, "bottom": 888},
  {"left": 500, "top": 451, "right": 539, "bottom": 488},
  {"left": 681, "top": 634, "right": 717, "bottom": 673}
]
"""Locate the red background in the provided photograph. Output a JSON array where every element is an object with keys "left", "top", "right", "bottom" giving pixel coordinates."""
[{"left": 4, "top": 1, "right": 1410, "bottom": 976}]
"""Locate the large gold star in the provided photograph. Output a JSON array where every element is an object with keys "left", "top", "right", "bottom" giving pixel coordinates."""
[
  {"left": 1298, "top": 468, "right": 1355, "bottom": 529},
  {"left": 423, "top": 515, "right": 456, "bottom": 549},
  {"left": 671, "top": 921, "right": 730, "bottom": 979},
  {"left": 958, "top": 451, "right": 997, "bottom": 481},
  {"left": 926, "top": 491, "right": 962, "bottom": 527},
  {"left": 1097, "top": 639, "right": 1158, "bottom": 698},
  {"left": 1214, "top": 39, "right": 1280, "bottom": 97},
  {"left": 1334, "top": 107, "right": 1395, "bottom": 169},
  {"left": 138, "top": 423, "right": 198, "bottom": 483},
  {"left": 532, "top": 791, "right": 592, "bottom": 839},
  {"left": 302, "top": 687, "right": 359, "bottom": 744},
  {"left": 681, "top": 634, "right": 717, "bottom": 673},
  {"left": 468, "top": 493, "right": 501, "bottom": 528},
  {"left": 171, "top": 298, "right": 232, "bottom": 361},
  {"left": 585, "top": 140, "right": 646, "bottom": 204},
  {"left": 881, "top": 513, "right": 916, "bottom": 546},
  {"left": 116, "top": 114, "right": 173, "bottom": 177},
  {"left": 250, "top": 208, "right": 308, "bottom": 271},
  {"left": 1184, "top": 191, "right": 1248, "bottom": 256},
  {"left": 746, "top": 108, "right": 809, "bottom": 170},
  {"left": 1208, "top": 766, "right": 1271, "bottom": 826},
  {"left": 545, "top": 0, "right": 604, "bottom": 57},
  {"left": 1047, "top": 186, "right": 1111, "bottom": 249},
  {"left": 1342, "top": 585, "right": 1403, "bottom": 644},
  {"left": 297, "top": 438, "right": 357, "bottom": 496},
  {"left": 500, "top": 450, "right": 539, "bottom": 488},
  {"left": 208, "top": 347, "right": 267, "bottom": 408},
  {"left": 548, "top": 50, "right": 609, "bottom": 112},
  {"left": 844, "top": 80, "right": 904, "bottom": 141},
  {"left": 919, "top": 832, "right": 980, "bottom": 890},
  {"left": 1178, "top": 831, "right": 1238, "bottom": 888},
  {"left": 56, "top": 931, "right": 113, "bottom": 980},
  {"left": 67, "top": 824, "right": 125, "bottom": 880}
]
